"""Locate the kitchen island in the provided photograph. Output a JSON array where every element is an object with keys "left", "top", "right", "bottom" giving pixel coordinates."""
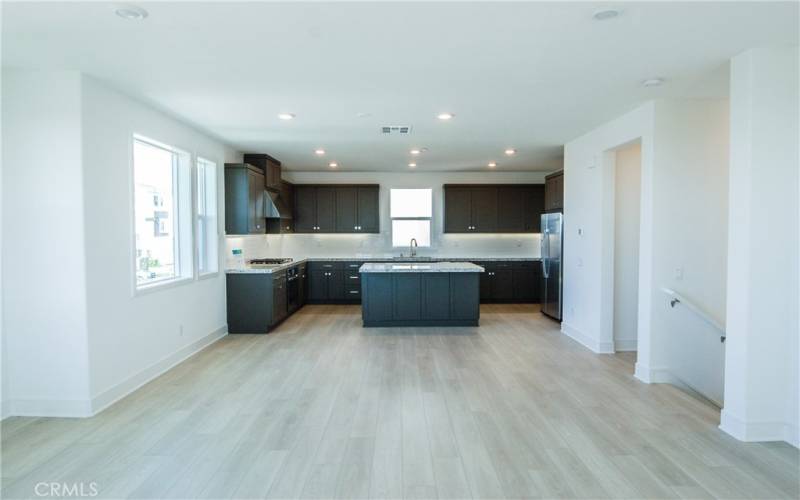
[{"left": 360, "top": 262, "right": 484, "bottom": 327}]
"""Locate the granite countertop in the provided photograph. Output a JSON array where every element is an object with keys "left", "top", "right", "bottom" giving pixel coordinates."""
[
  {"left": 226, "top": 256, "right": 539, "bottom": 274},
  {"left": 360, "top": 262, "right": 484, "bottom": 273}
]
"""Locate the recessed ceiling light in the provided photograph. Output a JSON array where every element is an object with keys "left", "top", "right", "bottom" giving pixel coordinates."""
[
  {"left": 115, "top": 4, "right": 148, "bottom": 20},
  {"left": 592, "top": 9, "right": 621, "bottom": 21},
  {"left": 488, "top": 162, "right": 497, "bottom": 168},
  {"left": 410, "top": 149, "right": 421, "bottom": 155},
  {"left": 328, "top": 161, "right": 338, "bottom": 168},
  {"left": 504, "top": 149, "right": 516, "bottom": 156},
  {"left": 278, "top": 113, "right": 295, "bottom": 120},
  {"left": 408, "top": 163, "right": 417, "bottom": 168},
  {"left": 314, "top": 149, "right": 325, "bottom": 155},
  {"left": 642, "top": 78, "right": 665, "bottom": 87},
  {"left": 437, "top": 112, "right": 454, "bottom": 121}
]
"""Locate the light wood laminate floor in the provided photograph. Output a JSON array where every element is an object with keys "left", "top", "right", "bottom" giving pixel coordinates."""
[{"left": 2, "top": 304, "right": 798, "bottom": 499}]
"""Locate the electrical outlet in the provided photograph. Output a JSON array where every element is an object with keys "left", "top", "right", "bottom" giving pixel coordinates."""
[{"left": 675, "top": 267, "right": 684, "bottom": 281}]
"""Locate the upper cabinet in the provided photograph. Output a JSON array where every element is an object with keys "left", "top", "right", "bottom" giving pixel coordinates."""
[
  {"left": 224, "top": 163, "right": 266, "bottom": 235},
  {"left": 444, "top": 184, "right": 544, "bottom": 233},
  {"left": 294, "top": 184, "right": 379, "bottom": 233},
  {"left": 544, "top": 171, "right": 564, "bottom": 212},
  {"left": 243, "top": 153, "right": 282, "bottom": 191}
]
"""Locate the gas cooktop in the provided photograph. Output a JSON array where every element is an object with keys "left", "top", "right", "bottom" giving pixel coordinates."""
[{"left": 249, "top": 258, "right": 293, "bottom": 266}]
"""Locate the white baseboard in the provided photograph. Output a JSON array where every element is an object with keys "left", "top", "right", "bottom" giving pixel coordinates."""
[
  {"left": 91, "top": 325, "right": 227, "bottom": 414},
  {"left": 633, "top": 363, "right": 678, "bottom": 384},
  {"left": 614, "top": 338, "right": 638, "bottom": 352},
  {"left": 2, "top": 325, "right": 227, "bottom": 420},
  {"left": 560, "top": 323, "right": 614, "bottom": 354},
  {"left": 720, "top": 409, "right": 800, "bottom": 448}
]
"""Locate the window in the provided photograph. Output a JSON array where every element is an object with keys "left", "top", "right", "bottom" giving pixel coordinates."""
[
  {"left": 196, "top": 158, "right": 219, "bottom": 276},
  {"left": 390, "top": 188, "right": 432, "bottom": 247},
  {"left": 133, "top": 136, "right": 192, "bottom": 289}
]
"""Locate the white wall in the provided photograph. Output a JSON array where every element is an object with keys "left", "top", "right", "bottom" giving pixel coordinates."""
[
  {"left": 721, "top": 46, "right": 799, "bottom": 446},
  {"left": 225, "top": 171, "right": 550, "bottom": 262},
  {"left": 1, "top": 71, "right": 239, "bottom": 417},
  {"left": 562, "top": 98, "right": 729, "bottom": 383},
  {"left": 561, "top": 102, "right": 655, "bottom": 354},
  {"left": 81, "top": 76, "right": 239, "bottom": 412},
  {"left": 613, "top": 143, "right": 641, "bottom": 351},
  {"left": 1, "top": 71, "right": 92, "bottom": 416}
]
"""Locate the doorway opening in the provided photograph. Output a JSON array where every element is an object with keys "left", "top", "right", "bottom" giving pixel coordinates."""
[{"left": 611, "top": 141, "right": 642, "bottom": 353}]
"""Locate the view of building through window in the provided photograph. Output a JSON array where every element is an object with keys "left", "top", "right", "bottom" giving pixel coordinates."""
[
  {"left": 390, "top": 188, "right": 432, "bottom": 247},
  {"left": 133, "top": 138, "right": 179, "bottom": 286}
]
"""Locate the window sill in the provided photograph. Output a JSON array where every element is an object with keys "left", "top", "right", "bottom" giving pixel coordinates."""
[
  {"left": 198, "top": 271, "right": 220, "bottom": 281},
  {"left": 133, "top": 276, "right": 194, "bottom": 297}
]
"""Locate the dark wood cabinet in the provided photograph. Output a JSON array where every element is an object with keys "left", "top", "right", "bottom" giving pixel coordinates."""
[
  {"left": 243, "top": 153, "right": 282, "bottom": 191},
  {"left": 545, "top": 171, "right": 564, "bottom": 212},
  {"left": 523, "top": 186, "right": 546, "bottom": 232},
  {"left": 356, "top": 186, "right": 380, "bottom": 232},
  {"left": 224, "top": 163, "right": 266, "bottom": 235},
  {"left": 266, "top": 181, "right": 295, "bottom": 234},
  {"left": 271, "top": 272, "right": 288, "bottom": 325},
  {"left": 306, "top": 262, "right": 356, "bottom": 303},
  {"left": 476, "top": 260, "right": 541, "bottom": 303},
  {"left": 294, "top": 185, "right": 317, "bottom": 232},
  {"left": 444, "top": 184, "right": 544, "bottom": 233},
  {"left": 294, "top": 185, "right": 379, "bottom": 233},
  {"left": 361, "top": 272, "right": 480, "bottom": 327},
  {"left": 444, "top": 187, "right": 473, "bottom": 232}
]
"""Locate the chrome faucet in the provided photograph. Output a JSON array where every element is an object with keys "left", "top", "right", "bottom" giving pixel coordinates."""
[{"left": 410, "top": 238, "right": 418, "bottom": 258}]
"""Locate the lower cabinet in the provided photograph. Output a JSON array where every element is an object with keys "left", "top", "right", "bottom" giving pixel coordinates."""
[
  {"left": 477, "top": 260, "right": 541, "bottom": 303},
  {"left": 307, "top": 261, "right": 363, "bottom": 303},
  {"left": 362, "top": 273, "right": 480, "bottom": 326}
]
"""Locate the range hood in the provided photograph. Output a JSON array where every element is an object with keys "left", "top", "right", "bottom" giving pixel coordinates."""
[{"left": 265, "top": 190, "right": 292, "bottom": 219}]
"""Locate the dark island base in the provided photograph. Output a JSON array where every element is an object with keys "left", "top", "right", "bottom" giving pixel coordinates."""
[
  {"left": 363, "top": 319, "right": 479, "bottom": 328},
  {"left": 361, "top": 272, "right": 480, "bottom": 328}
]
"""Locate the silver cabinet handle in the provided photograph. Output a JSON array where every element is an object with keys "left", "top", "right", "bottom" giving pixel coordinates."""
[
  {"left": 349, "top": 276, "right": 359, "bottom": 279},
  {"left": 349, "top": 290, "right": 359, "bottom": 294}
]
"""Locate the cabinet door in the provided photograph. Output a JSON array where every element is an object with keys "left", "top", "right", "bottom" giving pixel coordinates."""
[
  {"left": 294, "top": 186, "right": 317, "bottom": 232},
  {"left": 247, "top": 170, "right": 265, "bottom": 234},
  {"left": 393, "top": 274, "right": 421, "bottom": 320},
  {"left": 316, "top": 187, "right": 336, "bottom": 232},
  {"left": 479, "top": 263, "right": 494, "bottom": 301},
  {"left": 444, "top": 187, "right": 472, "bottom": 233},
  {"left": 298, "top": 269, "right": 306, "bottom": 306},
  {"left": 363, "top": 275, "right": 393, "bottom": 323},
  {"left": 512, "top": 268, "right": 536, "bottom": 302},
  {"left": 493, "top": 268, "right": 514, "bottom": 301},
  {"left": 272, "top": 276, "right": 287, "bottom": 324},
  {"left": 357, "top": 186, "right": 380, "bottom": 233},
  {"left": 450, "top": 274, "right": 480, "bottom": 320},
  {"left": 545, "top": 174, "right": 564, "bottom": 211},
  {"left": 421, "top": 274, "right": 450, "bottom": 320},
  {"left": 308, "top": 270, "right": 328, "bottom": 301},
  {"left": 523, "top": 185, "right": 545, "bottom": 232},
  {"left": 497, "top": 187, "right": 525, "bottom": 232},
  {"left": 327, "top": 269, "right": 346, "bottom": 301},
  {"left": 335, "top": 187, "right": 358, "bottom": 233},
  {"left": 266, "top": 163, "right": 282, "bottom": 191},
  {"left": 471, "top": 187, "right": 498, "bottom": 232}
]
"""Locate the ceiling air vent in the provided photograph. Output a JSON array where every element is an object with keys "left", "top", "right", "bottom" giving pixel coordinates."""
[{"left": 381, "top": 125, "right": 412, "bottom": 135}]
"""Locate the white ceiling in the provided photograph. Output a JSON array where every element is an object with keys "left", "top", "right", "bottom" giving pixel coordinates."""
[{"left": 3, "top": 2, "right": 798, "bottom": 172}]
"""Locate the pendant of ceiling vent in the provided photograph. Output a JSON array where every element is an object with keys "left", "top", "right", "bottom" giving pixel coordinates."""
[{"left": 381, "top": 126, "right": 412, "bottom": 135}]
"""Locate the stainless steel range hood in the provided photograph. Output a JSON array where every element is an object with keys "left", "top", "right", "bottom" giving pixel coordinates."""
[{"left": 265, "top": 190, "right": 292, "bottom": 219}]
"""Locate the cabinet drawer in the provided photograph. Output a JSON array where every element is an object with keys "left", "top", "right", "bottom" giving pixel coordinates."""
[
  {"left": 513, "top": 261, "right": 538, "bottom": 270},
  {"left": 345, "top": 286, "right": 361, "bottom": 298},
  {"left": 345, "top": 271, "right": 361, "bottom": 283},
  {"left": 343, "top": 261, "right": 364, "bottom": 270},
  {"left": 309, "top": 261, "right": 343, "bottom": 272},
  {"left": 493, "top": 262, "right": 513, "bottom": 269}
]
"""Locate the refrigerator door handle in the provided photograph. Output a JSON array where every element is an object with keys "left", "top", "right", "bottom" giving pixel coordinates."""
[{"left": 541, "top": 228, "right": 549, "bottom": 279}]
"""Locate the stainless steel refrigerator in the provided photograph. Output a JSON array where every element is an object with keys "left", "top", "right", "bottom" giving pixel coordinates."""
[{"left": 540, "top": 212, "right": 563, "bottom": 321}]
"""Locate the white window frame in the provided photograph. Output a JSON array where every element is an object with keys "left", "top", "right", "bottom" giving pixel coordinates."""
[
  {"left": 195, "top": 156, "right": 220, "bottom": 278},
  {"left": 131, "top": 134, "right": 194, "bottom": 295},
  {"left": 390, "top": 188, "right": 432, "bottom": 248}
]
